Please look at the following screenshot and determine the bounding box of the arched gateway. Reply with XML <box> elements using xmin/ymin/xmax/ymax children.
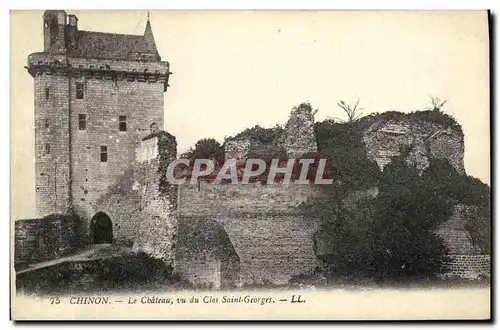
<box><xmin>90</xmin><ymin>212</ymin><xmax>113</xmax><ymax>244</ymax></box>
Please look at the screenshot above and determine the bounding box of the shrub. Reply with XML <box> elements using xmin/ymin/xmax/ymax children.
<box><xmin>229</xmin><ymin>124</ymin><xmax>284</xmax><ymax>145</ymax></box>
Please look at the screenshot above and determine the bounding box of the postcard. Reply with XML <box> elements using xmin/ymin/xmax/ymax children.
<box><xmin>10</xmin><ymin>10</ymin><xmax>491</xmax><ymax>320</ymax></box>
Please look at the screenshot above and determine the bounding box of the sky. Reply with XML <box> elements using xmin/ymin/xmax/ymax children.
<box><xmin>10</xmin><ymin>10</ymin><xmax>490</xmax><ymax>219</ymax></box>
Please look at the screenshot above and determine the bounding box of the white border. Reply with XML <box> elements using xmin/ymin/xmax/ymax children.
<box><xmin>3</xmin><ymin>0</ymin><xmax>498</xmax><ymax>328</ymax></box>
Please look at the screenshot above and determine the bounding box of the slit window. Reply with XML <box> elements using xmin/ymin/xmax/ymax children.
<box><xmin>119</xmin><ymin>115</ymin><xmax>127</xmax><ymax>132</ymax></box>
<box><xmin>76</xmin><ymin>82</ymin><xmax>84</xmax><ymax>99</ymax></box>
<box><xmin>45</xmin><ymin>143</ymin><xmax>50</xmax><ymax>154</ymax></box>
<box><xmin>44</xmin><ymin>87</ymin><xmax>50</xmax><ymax>100</ymax></box>
<box><xmin>100</xmin><ymin>146</ymin><xmax>108</xmax><ymax>162</ymax></box>
<box><xmin>44</xmin><ymin>118</ymin><xmax>50</xmax><ymax>129</ymax></box>
<box><xmin>78</xmin><ymin>114</ymin><xmax>87</xmax><ymax>131</ymax></box>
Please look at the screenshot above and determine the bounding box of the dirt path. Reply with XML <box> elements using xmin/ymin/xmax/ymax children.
<box><xmin>16</xmin><ymin>244</ymin><xmax>134</xmax><ymax>275</ymax></box>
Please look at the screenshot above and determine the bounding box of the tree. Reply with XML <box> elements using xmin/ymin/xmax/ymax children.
<box><xmin>335</xmin><ymin>99</ymin><xmax>364</xmax><ymax>122</ymax></box>
<box><xmin>181</xmin><ymin>138</ymin><xmax>224</xmax><ymax>164</ymax></box>
<box><xmin>366</xmin><ymin>157</ymin><xmax>451</xmax><ymax>280</ymax></box>
<box><xmin>428</xmin><ymin>96</ymin><xmax>448</xmax><ymax>112</ymax></box>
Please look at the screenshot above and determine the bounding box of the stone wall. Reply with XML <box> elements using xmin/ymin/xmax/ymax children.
<box><xmin>435</xmin><ymin>204</ymin><xmax>481</xmax><ymax>255</ymax></box>
<box><xmin>224</xmin><ymin>138</ymin><xmax>251</xmax><ymax>160</ymax></box>
<box><xmin>93</xmin><ymin>168</ymin><xmax>141</xmax><ymax>246</ymax></box>
<box><xmin>132</xmin><ymin>134</ymin><xmax>178</xmax><ymax>265</ymax></box>
<box><xmin>363</xmin><ymin>119</ymin><xmax>465</xmax><ymax>174</ymax></box>
<box><xmin>175</xmin><ymin>217</ymin><xmax>240</xmax><ymax>289</ymax></box>
<box><xmin>442</xmin><ymin>255</ymin><xmax>490</xmax><ymax>279</ymax></box>
<box><xmin>33</xmin><ymin>72</ymin><xmax>72</xmax><ymax>216</ymax></box>
<box><xmin>178</xmin><ymin>183</ymin><xmax>320</xmax><ymax>216</ymax></box>
<box><xmin>95</xmin><ymin>132</ymin><xmax>178</xmax><ymax>267</ymax></box>
<box><xmin>177</xmin><ymin>182</ymin><xmax>322</xmax><ymax>285</ymax></box>
<box><xmin>69</xmin><ymin>74</ymin><xmax>165</xmax><ymax>232</ymax></box>
<box><xmin>14</xmin><ymin>215</ymin><xmax>75</xmax><ymax>267</ymax></box>
<box><xmin>284</xmin><ymin>103</ymin><xmax>318</xmax><ymax>157</ymax></box>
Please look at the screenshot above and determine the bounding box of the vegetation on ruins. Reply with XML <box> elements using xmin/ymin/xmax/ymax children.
<box><xmin>306</xmin><ymin>150</ymin><xmax>489</xmax><ymax>282</ymax></box>
<box><xmin>183</xmin><ymin>101</ymin><xmax>489</xmax><ymax>282</ymax></box>
<box><xmin>333</xmin><ymin>99</ymin><xmax>365</xmax><ymax>123</ymax></box>
<box><xmin>314</xmin><ymin>119</ymin><xmax>380</xmax><ymax>194</ymax></box>
<box><xmin>229</xmin><ymin>124</ymin><xmax>285</xmax><ymax>146</ymax></box>
<box><xmin>427</xmin><ymin>95</ymin><xmax>448</xmax><ymax>112</ymax></box>
<box><xmin>301</xmin><ymin>104</ymin><xmax>489</xmax><ymax>282</ymax></box>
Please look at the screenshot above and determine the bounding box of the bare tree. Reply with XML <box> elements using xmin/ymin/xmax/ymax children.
<box><xmin>428</xmin><ymin>96</ymin><xmax>448</xmax><ymax>112</ymax></box>
<box><xmin>336</xmin><ymin>99</ymin><xmax>364</xmax><ymax>122</ymax></box>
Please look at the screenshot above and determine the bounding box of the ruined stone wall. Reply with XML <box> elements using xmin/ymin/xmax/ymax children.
<box><xmin>442</xmin><ymin>255</ymin><xmax>490</xmax><ymax>279</ymax></box>
<box><xmin>434</xmin><ymin>204</ymin><xmax>490</xmax><ymax>278</ymax></box>
<box><xmin>178</xmin><ymin>183</ymin><xmax>320</xmax><ymax>216</ymax></box>
<box><xmin>175</xmin><ymin>217</ymin><xmax>240</xmax><ymax>289</ymax></box>
<box><xmin>132</xmin><ymin>164</ymin><xmax>177</xmax><ymax>264</ymax></box>
<box><xmin>363</xmin><ymin>119</ymin><xmax>464</xmax><ymax>174</ymax></box>
<box><xmin>178</xmin><ymin>182</ymin><xmax>322</xmax><ymax>285</ymax></box>
<box><xmin>94</xmin><ymin>133</ymin><xmax>178</xmax><ymax>265</ymax></box>
<box><xmin>14</xmin><ymin>216</ymin><xmax>75</xmax><ymax>266</ymax></box>
<box><xmin>435</xmin><ymin>204</ymin><xmax>481</xmax><ymax>255</ymax></box>
<box><xmin>224</xmin><ymin>138</ymin><xmax>251</xmax><ymax>160</ymax></box>
<box><xmin>284</xmin><ymin>104</ymin><xmax>317</xmax><ymax>157</ymax></box>
<box><xmin>428</xmin><ymin>129</ymin><xmax>465</xmax><ymax>173</ymax></box>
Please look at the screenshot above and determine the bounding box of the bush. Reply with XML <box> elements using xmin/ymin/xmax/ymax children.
<box><xmin>308</xmin><ymin>156</ymin><xmax>457</xmax><ymax>281</ymax></box>
<box><xmin>314</xmin><ymin>120</ymin><xmax>380</xmax><ymax>193</ymax></box>
<box><xmin>229</xmin><ymin>124</ymin><xmax>284</xmax><ymax>145</ymax></box>
<box><xmin>181</xmin><ymin>138</ymin><xmax>224</xmax><ymax>164</ymax></box>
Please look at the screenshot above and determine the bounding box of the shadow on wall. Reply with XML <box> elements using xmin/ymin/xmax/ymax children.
<box><xmin>175</xmin><ymin>218</ymin><xmax>240</xmax><ymax>290</ymax></box>
<box><xmin>94</xmin><ymin>167</ymin><xmax>142</xmax><ymax>247</ymax></box>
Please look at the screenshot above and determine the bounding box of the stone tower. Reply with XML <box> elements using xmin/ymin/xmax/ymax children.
<box><xmin>26</xmin><ymin>10</ymin><xmax>171</xmax><ymax>228</ymax></box>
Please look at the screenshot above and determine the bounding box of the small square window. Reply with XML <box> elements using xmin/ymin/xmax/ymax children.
<box><xmin>119</xmin><ymin>115</ymin><xmax>127</xmax><ymax>132</ymax></box>
<box><xmin>45</xmin><ymin>143</ymin><xmax>50</xmax><ymax>154</ymax></box>
<box><xmin>100</xmin><ymin>146</ymin><xmax>107</xmax><ymax>162</ymax></box>
<box><xmin>78</xmin><ymin>114</ymin><xmax>87</xmax><ymax>130</ymax></box>
<box><xmin>76</xmin><ymin>82</ymin><xmax>84</xmax><ymax>99</ymax></box>
<box><xmin>44</xmin><ymin>87</ymin><xmax>50</xmax><ymax>100</ymax></box>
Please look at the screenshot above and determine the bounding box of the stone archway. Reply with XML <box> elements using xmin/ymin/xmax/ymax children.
<box><xmin>90</xmin><ymin>212</ymin><xmax>113</xmax><ymax>244</ymax></box>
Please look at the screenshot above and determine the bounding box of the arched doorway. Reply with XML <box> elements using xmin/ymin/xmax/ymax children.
<box><xmin>90</xmin><ymin>212</ymin><xmax>113</xmax><ymax>244</ymax></box>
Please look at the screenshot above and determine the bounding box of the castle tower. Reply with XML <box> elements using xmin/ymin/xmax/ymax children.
<box><xmin>26</xmin><ymin>11</ymin><xmax>171</xmax><ymax>232</ymax></box>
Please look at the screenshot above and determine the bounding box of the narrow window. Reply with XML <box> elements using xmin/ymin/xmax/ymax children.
<box><xmin>119</xmin><ymin>115</ymin><xmax>127</xmax><ymax>132</ymax></box>
<box><xmin>78</xmin><ymin>114</ymin><xmax>87</xmax><ymax>131</ymax></box>
<box><xmin>44</xmin><ymin>87</ymin><xmax>50</xmax><ymax>100</ymax></box>
<box><xmin>45</xmin><ymin>143</ymin><xmax>50</xmax><ymax>154</ymax></box>
<box><xmin>100</xmin><ymin>146</ymin><xmax>107</xmax><ymax>162</ymax></box>
<box><xmin>150</xmin><ymin>122</ymin><xmax>159</xmax><ymax>134</ymax></box>
<box><xmin>76</xmin><ymin>82</ymin><xmax>84</xmax><ymax>99</ymax></box>
<box><xmin>44</xmin><ymin>118</ymin><xmax>49</xmax><ymax>129</ymax></box>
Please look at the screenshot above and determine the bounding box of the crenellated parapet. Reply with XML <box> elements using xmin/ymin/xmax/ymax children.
<box><xmin>26</xmin><ymin>53</ymin><xmax>171</xmax><ymax>91</ymax></box>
